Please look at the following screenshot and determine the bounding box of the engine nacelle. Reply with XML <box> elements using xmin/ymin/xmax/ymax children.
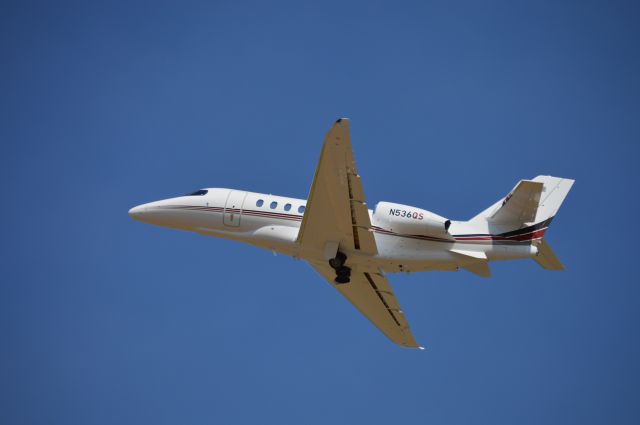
<box><xmin>373</xmin><ymin>202</ymin><xmax>451</xmax><ymax>237</ymax></box>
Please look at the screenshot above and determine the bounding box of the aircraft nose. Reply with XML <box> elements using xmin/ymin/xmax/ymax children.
<box><xmin>128</xmin><ymin>204</ymin><xmax>147</xmax><ymax>221</ymax></box>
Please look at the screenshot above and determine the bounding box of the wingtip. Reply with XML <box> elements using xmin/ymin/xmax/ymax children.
<box><xmin>418</xmin><ymin>346</ymin><xmax>425</xmax><ymax>350</ymax></box>
<box><xmin>335</xmin><ymin>117</ymin><xmax>349</xmax><ymax>124</ymax></box>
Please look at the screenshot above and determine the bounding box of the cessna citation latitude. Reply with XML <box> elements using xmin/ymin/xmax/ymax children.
<box><xmin>129</xmin><ymin>119</ymin><xmax>574</xmax><ymax>348</ymax></box>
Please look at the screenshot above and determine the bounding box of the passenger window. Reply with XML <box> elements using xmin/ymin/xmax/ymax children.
<box><xmin>298</xmin><ymin>205</ymin><xmax>306</xmax><ymax>214</ymax></box>
<box><xmin>270</xmin><ymin>201</ymin><xmax>278</xmax><ymax>209</ymax></box>
<box><xmin>284</xmin><ymin>203</ymin><xmax>292</xmax><ymax>211</ymax></box>
<box><xmin>256</xmin><ymin>199</ymin><xmax>264</xmax><ymax>207</ymax></box>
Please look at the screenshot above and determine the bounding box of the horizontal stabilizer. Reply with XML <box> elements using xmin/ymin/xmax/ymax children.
<box><xmin>533</xmin><ymin>240</ymin><xmax>564</xmax><ymax>270</ymax></box>
<box><xmin>450</xmin><ymin>249</ymin><xmax>491</xmax><ymax>277</ymax></box>
<box><xmin>462</xmin><ymin>261</ymin><xmax>491</xmax><ymax>277</ymax></box>
<box><xmin>531</xmin><ymin>176</ymin><xmax>575</xmax><ymax>223</ymax></box>
<box><xmin>450</xmin><ymin>249</ymin><xmax>487</xmax><ymax>260</ymax></box>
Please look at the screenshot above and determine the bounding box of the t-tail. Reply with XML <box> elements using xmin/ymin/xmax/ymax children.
<box><xmin>469</xmin><ymin>175</ymin><xmax>575</xmax><ymax>270</ymax></box>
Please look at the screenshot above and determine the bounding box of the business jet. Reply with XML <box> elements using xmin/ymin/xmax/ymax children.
<box><xmin>129</xmin><ymin>119</ymin><xmax>574</xmax><ymax>348</ymax></box>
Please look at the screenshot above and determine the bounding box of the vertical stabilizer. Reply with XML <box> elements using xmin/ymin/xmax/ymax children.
<box><xmin>467</xmin><ymin>175</ymin><xmax>574</xmax><ymax>271</ymax></box>
<box><xmin>470</xmin><ymin>175</ymin><xmax>574</xmax><ymax>225</ymax></box>
<box><xmin>531</xmin><ymin>176</ymin><xmax>575</xmax><ymax>223</ymax></box>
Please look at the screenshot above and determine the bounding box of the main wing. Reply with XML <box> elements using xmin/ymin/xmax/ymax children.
<box><xmin>296</xmin><ymin>118</ymin><xmax>377</xmax><ymax>255</ymax></box>
<box><xmin>299</xmin><ymin>119</ymin><xmax>419</xmax><ymax>348</ymax></box>
<box><xmin>310</xmin><ymin>261</ymin><xmax>421</xmax><ymax>348</ymax></box>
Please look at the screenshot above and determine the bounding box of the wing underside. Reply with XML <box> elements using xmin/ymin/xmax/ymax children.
<box><xmin>310</xmin><ymin>262</ymin><xmax>420</xmax><ymax>348</ymax></box>
<box><xmin>299</xmin><ymin>119</ymin><xmax>420</xmax><ymax>348</ymax></box>
<box><xmin>296</xmin><ymin>119</ymin><xmax>377</xmax><ymax>255</ymax></box>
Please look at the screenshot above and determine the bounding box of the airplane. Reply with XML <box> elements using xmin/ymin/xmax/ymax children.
<box><xmin>128</xmin><ymin>118</ymin><xmax>574</xmax><ymax>349</ymax></box>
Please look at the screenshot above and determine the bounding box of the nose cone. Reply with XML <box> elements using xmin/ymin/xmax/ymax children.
<box><xmin>128</xmin><ymin>204</ymin><xmax>147</xmax><ymax>221</ymax></box>
<box><xmin>128</xmin><ymin>198</ymin><xmax>194</xmax><ymax>230</ymax></box>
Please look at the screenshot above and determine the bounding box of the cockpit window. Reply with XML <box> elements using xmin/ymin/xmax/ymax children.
<box><xmin>186</xmin><ymin>189</ymin><xmax>208</xmax><ymax>196</ymax></box>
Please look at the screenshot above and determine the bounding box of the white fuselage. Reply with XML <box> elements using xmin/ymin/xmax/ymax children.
<box><xmin>129</xmin><ymin>188</ymin><xmax>539</xmax><ymax>274</ymax></box>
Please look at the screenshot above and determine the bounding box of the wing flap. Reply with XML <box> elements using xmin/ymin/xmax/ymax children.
<box><xmin>363</xmin><ymin>272</ymin><xmax>403</xmax><ymax>313</ymax></box>
<box><xmin>351</xmin><ymin>201</ymin><xmax>370</xmax><ymax>225</ymax></box>
<box><xmin>348</xmin><ymin>173</ymin><xmax>366</xmax><ymax>202</ymax></box>
<box><xmin>354</xmin><ymin>226</ymin><xmax>377</xmax><ymax>255</ymax></box>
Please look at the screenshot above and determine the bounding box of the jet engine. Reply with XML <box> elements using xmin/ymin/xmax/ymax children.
<box><xmin>373</xmin><ymin>202</ymin><xmax>451</xmax><ymax>237</ymax></box>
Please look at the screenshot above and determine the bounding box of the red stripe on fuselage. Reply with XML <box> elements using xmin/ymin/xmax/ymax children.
<box><xmin>162</xmin><ymin>205</ymin><xmax>545</xmax><ymax>242</ymax></box>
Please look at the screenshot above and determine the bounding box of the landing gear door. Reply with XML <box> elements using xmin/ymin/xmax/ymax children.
<box><xmin>223</xmin><ymin>190</ymin><xmax>247</xmax><ymax>227</ymax></box>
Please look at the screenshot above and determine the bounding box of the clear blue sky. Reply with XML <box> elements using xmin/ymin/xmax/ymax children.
<box><xmin>2</xmin><ymin>1</ymin><xmax>639</xmax><ymax>424</ymax></box>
